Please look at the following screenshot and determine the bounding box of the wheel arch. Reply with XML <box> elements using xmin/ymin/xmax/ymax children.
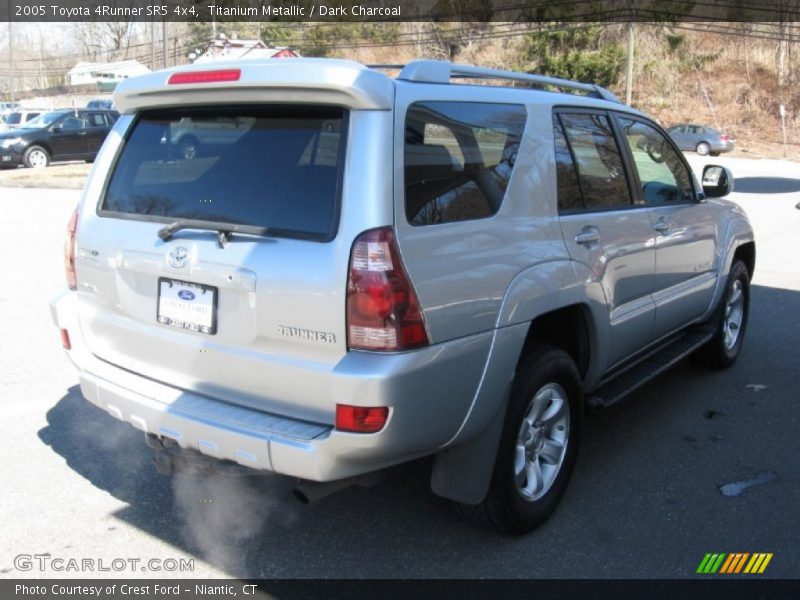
<box><xmin>25</xmin><ymin>141</ymin><xmax>53</xmax><ymax>157</ymax></box>
<box><xmin>430</xmin><ymin>261</ymin><xmax>604</xmax><ymax>504</ymax></box>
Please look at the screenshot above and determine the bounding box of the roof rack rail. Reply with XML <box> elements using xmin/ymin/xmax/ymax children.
<box><xmin>395</xmin><ymin>60</ymin><xmax>621</xmax><ymax>104</ymax></box>
<box><xmin>367</xmin><ymin>64</ymin><xmax>406</xmax><ymax>70</ymax></box>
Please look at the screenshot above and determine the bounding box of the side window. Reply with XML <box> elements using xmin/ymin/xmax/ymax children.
<box><xmin>87</xmin><ymin>113</ymin><xmax>107</xmax><ymax>127</ymax></box>
<box><xmin>61</xmin><ymin>116</ymin><xmax>87</xmax><ymax>130</ymax></box>
<box><xmin>558</xmin><ymin>112</ymin><xmax>632</xmax><ymax>210</ymax></box>
<box><xmin>404</xmin><ymin>101</ymin><xmax>526</xmax><ymax>226</ymax></box>
<box><xmin>552</xmin><ymin>115</ymin><xmax>584</xmax><ymax>211</ymax></box>
<box><xmin>618</xmin><ymin>117</ymin><xmax>694</xmax><ymax>204</ymax></box>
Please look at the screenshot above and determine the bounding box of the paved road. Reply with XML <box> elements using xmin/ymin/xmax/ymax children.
<box><xmin>0</xmin><ymin>155</ymin><xmax>798</xmax><ymax>579</ymax></box>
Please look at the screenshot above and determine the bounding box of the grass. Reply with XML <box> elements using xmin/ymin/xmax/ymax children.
<box><xmin>0</xmin><ymin>162</ymin><xmax>92</xmax><ymax>189</ymax></box>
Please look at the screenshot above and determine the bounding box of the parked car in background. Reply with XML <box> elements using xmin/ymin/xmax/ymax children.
<box><xmin>0</xmin><ymin>101</ymin><xmax>21</xmax><ymax>115</ymax></box>
<box><xmin>667</xmin><ymin>123</ymin><xmax>735</xmax><ymax>156</ymax></box>
<box><xmin>0</xmin><ymin>108</ymin><xmax>119</xmax><ymax>168</ymax></box>
<box><xmin>87</xmin><ymin>98</ymin><xmax>115</xmax><ymax>110</ymax></box>
<box><xmin>0</xmin><ymin>109</ymin><xmax>48</xmax><ymax>132</ymax></box>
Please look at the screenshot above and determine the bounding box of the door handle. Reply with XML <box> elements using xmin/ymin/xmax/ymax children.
<box><xmin>574</xmin><ymin>227</ymin><xmax>600</xmax><ymax>245</ymax></box>
<box><xmin>653</xmin><ymin>218</ymin><xmax>670</xmax><ymax>233</ymax></box>
<box><xmin>77</xmin><ymin>131</ymin><xmax>87</xmax><ymax>136</ymax></box>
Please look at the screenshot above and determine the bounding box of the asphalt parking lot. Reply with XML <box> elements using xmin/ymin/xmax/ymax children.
<box><xmin>0</xmin><ymin>155</ymin><xmax>798</xmax><ymax>579</ymax></box>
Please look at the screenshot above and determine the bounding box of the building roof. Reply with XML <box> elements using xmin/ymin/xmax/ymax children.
<box><xmin>68</xmin><ymin>60</ymin><xmax>150</xmax><ymax>76</ymax></box>
<box><xmin>193</xmin><ymin>38</ymin><xmax>298</xmax><ymax>63</ymax></box>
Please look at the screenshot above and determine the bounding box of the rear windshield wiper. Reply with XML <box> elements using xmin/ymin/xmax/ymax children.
<box><xmin>158</xmin><ymin>220</ymin><xmax>273</xmax><ymax>247</ymax></box>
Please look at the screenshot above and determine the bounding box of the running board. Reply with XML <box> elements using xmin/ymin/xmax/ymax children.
<box><xmin>587</xmin><ymin>329</ymin><xmax>714</xmax><ymax>409</ymax></box>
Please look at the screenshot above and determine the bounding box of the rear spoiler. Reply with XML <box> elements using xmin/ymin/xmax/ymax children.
<box><xmin>113</xmin><ymin>58</ymin><xmax>394</xmax><ymax>113</ymax></box>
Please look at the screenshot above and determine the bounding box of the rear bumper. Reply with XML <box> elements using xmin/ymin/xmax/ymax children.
<box><xmin>50</xmin><ymin>290</ymin><xmax>492</xmax><ymax>481</ymax></box>
<box><xmin>711</xmin><ymin>141</ymin><xmax>735</xmax><ymax>153</ymax></box>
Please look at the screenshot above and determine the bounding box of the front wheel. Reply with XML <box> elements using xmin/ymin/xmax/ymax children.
<box><xmin>461</xmin><ymin>345</ymin><xmax>581</xmax><ymax>534</ymax></box>
<box><xmin>23</xmin><ymin>145</ymin><xmax>50</xmax><ymax>168</ymax></box>
<box><xmin>693</xmin><ymin>260</ymin><xmax>750</xmax><ymax>369</ymax></box>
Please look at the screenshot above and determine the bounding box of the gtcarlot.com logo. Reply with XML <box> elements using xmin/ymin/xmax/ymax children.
<box><xmin>14</xmin><ymin>553</ymin><xmax>194</xmax><ymax>573</ymax></box>
<box><xmin>696</xmin><ymin>552</ymin><xmax>773</xmax><ymax>574</ymax></box>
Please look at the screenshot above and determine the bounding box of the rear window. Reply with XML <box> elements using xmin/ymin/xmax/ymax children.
<box><xmin>101</xmin><ymin>106</ymin><xmax>346</xmax><ymax>242</ymax></box>
<box><xmin>5</xmin><ymin>113</ymin><xmax>21</xmax><ymax>125</ymax></box>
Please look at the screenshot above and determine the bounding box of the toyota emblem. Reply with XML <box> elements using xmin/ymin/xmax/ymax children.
<box><xmin>167</xmin><ymin>246</ymin><xmax>189</xmax><ymax>268</ymax></box>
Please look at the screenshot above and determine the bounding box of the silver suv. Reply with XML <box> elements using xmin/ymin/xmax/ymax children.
<box><xmin>51</xmin><ymin>59</ymin><xmax>754</xmax><ymax>533</ymax></box>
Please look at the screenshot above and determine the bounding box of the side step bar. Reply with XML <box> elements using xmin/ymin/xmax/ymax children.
<box><xmin>587</xmin><ymin>328</ymin><xmax>715</xmax><ymax>409</ymax></box>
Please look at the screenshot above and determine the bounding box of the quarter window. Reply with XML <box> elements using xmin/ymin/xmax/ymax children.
<box><xmin>404</xmin><ymin>101</ymin><xmax>526</xmax><ymax>226</ymax></box>
<box><xmin>558</xmin><ymin>113</ymin><xmax>632</xmax><ymax>210</ymax></box>
<box><xmin>618</xmin><ymin>117</ymin><xmax>694</xmax><ymax>204</ymax></box>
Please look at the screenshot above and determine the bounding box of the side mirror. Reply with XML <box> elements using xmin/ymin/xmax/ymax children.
<box><xmin>702</xmin><ymin>165</ymin><xmax>734</xmax><ymax>198</ymax></box>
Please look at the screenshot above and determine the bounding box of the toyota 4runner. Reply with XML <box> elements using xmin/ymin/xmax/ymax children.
<box><xmin>50</xmin><ymin>59</ymin><xmax>754</xmax><ymax>533</ymax></box>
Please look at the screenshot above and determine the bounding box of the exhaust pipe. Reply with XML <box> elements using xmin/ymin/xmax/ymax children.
<box><xmin>293</xmin><ymin>473</ymin><xmax>380</xmax><ymax>504</ymax></box>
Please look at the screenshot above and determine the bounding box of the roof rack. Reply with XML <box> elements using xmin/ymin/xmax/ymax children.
<box><xmin>392</xmin><ymin>60</ymin><xmax>621</xmax><ymax>104</ymax></box>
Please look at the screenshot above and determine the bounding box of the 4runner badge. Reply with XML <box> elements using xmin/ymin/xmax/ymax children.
<box><xmin>167</xmin><ymin>246</ymin><xmax>189</xmax><ymax>268</ymax></box>
<box><xmin>277</xmin><ymin>325</ymin><xmax>336</xmax><ymax>344</ymax></box>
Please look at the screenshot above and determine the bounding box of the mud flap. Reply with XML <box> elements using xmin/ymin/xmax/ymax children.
<box><xmin>430</xmin><ymin>385</ymin><xmax>510</xmax><ymax>505</ymax></box>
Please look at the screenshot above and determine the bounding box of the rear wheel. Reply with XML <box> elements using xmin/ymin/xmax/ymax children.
<box><xmin>693</xmin><ymin>260</ymin><xmax>750</xmax><ymax>369</ymax></box>
<box><xmin>696</xmin><ymin>142</ymin><xmax>711</xmax><ymax>156</ymax></box>
<box><xmin>23</xmin><ymin>145</ymin><xmax>50</xmax><ymax>168</ymax></box>
<box><xmin>460</xmin><ymin>345</ymin><xmax>581</xmax><ymax>534</ymax></box>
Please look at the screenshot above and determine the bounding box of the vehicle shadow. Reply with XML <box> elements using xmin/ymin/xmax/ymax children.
<box><xmin>37</xmin><ymin>284</ymin><xmax>799</xmax><ymax>578</ymax></box>
<box><xmin>733</xmin><ymin>176</ymin><xmax>800</xmax><ymax>194</ymax></box>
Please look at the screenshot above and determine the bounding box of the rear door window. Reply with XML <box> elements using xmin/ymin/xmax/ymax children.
<box><xmin>101</xmin><ymin>106</ymin><xmax>347</xmax><ymax>242</ymax></box>
<box><xmin>404</xmin><ymin>101</ymin><xmax>526</xmax><ymax>226</ymax></box>
<box><xmin>557</xmin><ymin>112</ymin><xmax>633</xmax><ymax>211</ymax></box>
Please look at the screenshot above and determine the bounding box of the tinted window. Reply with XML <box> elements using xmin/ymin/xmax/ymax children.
<box><xmin>102</xmin><ymin>106</ymin><xmax>346</xmax><ymax>241</ymax></box>
<box><xmin>559</xmin><ymin>113</ymin><xmax>632</xmax><ymax>210</ymax></box>
<box><xmin>553</xmin><ymin>115</ymin><xmax>584</xmax><ymax>211</ymax></box>
<box><xmin>618</xmin><ymin>117</ymin><xmax>694</xmax><ymax>204</ymax></box>
<box><xmin>26</xmin><ymin>112</ymin><xmax>40</xmax><ymax>121</ymax></box>
<box><xmin>405</xmin><ymin>101</ymin><xmax>526</xmax><ymax>226</ymax></box>
<box><xmin>5</xmin><ymin>113</ymin><xmax>21</xmax><ymax>125</ymax></box>
<box><xmin>61</xmin><ymin>116</ymin><xmax>87</xmax><ymax>130</ymax></box>
<box><xmin>87</xmin><ymin>113</ymin><xmax>107</xmax><ymax>127</ymax></box>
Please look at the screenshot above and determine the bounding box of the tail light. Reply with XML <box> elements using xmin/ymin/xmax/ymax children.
<box><xmin>335</xmin><ymin>405</ymin><xmax>389</xmax><ymax>433</ymax></box>
<box><xmin>346</xmin><ymin>227</ymin><xmax>429</xmax><ymax>351</ymax></box>
<box><xmin>65</xmin><ymin>206</ymin><xmax>78</xmax><ymax>290</ymax></box>
<box><xmin>720</xmin><ymin>134</ymin><xmax>729</xmax><ymax>142</ymax></box>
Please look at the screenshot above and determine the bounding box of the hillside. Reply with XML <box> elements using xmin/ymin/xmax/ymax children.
<box><xmin>333</xmin><ymin>23</ymin><xmax>800</xmax><ymax>161</ymax></box>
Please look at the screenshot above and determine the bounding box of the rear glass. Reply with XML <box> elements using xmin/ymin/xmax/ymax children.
<box><xmin>102</xmin><ymin>106</ymin><xmax>346</xmax><ymax>241</ymax></box>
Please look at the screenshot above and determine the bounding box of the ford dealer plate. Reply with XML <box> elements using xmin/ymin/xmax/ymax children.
<box><xmin>157</xmin><ymin>278</ymin><xmax>217</xmax><ymax>334</ymax></box>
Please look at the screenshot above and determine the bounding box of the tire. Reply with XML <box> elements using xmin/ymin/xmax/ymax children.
<box><xmin>460</xmin><ymin>344</ymin><xmax>582</xmax><ymax>534</ymax></box>
<box><xmin>693</xmin><ymin>260</ymin><xmax>750</xmax><ymax>369</ymax></box>
<box><xmin>23</xmin><ymin>145</ymin><xmax>50</xmax><ymax>168</ymax></box>
<box><xmin>696</xmin><ymin>142</ymin><xmax>711</xmax><ymax>156</ymax></box>
<box><xmin>176</xmin><ymin>136</ymin><xmax>199</xmax><ymax>160</ymax></box>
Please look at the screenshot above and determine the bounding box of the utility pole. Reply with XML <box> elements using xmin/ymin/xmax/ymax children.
<box><xmin>162</xmin><ymin>20</ymin><xmax>168</xmax><ymax>69</ymax></box>
<box><xmin>625</xmin><ymin>21</ymin><xmax>635</xmax><ymax>106</ymax></box>
<box><xmin>8</xmin><ymin>3</ymin><xmax>15</xmax><ymax>103</ymax></box>
<box><xmin>150</xmin><ymin>21</ymin><xmax>155</xmax><ymax>70</ymax></box>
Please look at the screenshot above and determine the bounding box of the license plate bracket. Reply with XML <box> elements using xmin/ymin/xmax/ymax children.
<box><xmin>157</xmin><ymin>278</ymin><xmax>217</xmax><ymax>335</ymax></box>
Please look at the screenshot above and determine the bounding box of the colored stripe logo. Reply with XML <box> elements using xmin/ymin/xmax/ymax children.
<box><xmin>697</xmin><ymin>553</ymin><xmax>773</xmax><ymax>574</ymax></box>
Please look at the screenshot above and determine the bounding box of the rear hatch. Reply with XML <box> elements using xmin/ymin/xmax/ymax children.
<box><xmin>75</xmin><ymin>104</ymin><xmax>355</xmax><ymax>423</ymax></box>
